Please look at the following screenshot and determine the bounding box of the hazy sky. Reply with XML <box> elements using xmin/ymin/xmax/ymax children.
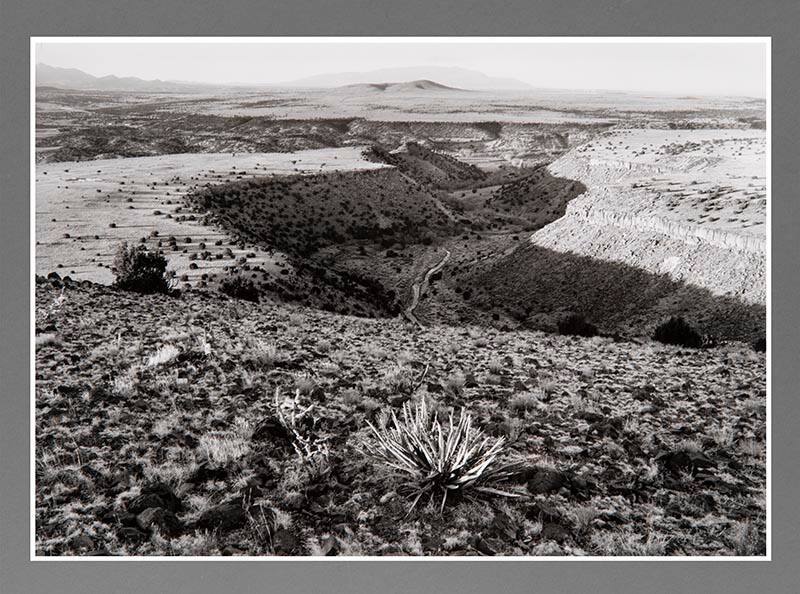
<box><xmin>35</xmin><ymin>40</ymin><xmax>768</xmax><ymax>98</ymax></box>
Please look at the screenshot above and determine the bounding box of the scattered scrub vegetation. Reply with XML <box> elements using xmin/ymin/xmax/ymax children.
<box><xmin>557</xmin><ymin>314</ymin><xmax>598</xmax><ymax>338</ymax></box>
<box><xmin>112</xmin><ymin>242</ymin><xmax>172</xmax><ymax>294</ymax></box>
<box><xmin>220</xmin><ymin>274</ymin><xmax>259</xmax><ymax>303</ymax></box>
<box><xmin>652</xmin><ymin>317</ymin><xmax>703</xmax><ymax>348</ymax></box>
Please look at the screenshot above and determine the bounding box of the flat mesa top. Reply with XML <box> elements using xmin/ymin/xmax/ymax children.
<box><xmin>549</xmin><ymin>128</ymin><xmax>767</xmax><ymax>239</ymax></box>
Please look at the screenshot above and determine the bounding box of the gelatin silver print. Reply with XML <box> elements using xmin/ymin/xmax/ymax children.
<box><xmin>33</xmin><ymin>38</ymin><xmax>768</xmax><ymax>558</ymax></box>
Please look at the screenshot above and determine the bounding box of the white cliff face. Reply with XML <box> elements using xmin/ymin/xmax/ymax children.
<box><xmin>531</xmin><ymin>211</ymin><xmax>766</xmax><ymax>305</ymax></box>
<box><xmin>530</xmin><ymin>128</ymin><xmax>767</xmax><ymax>305</ymax></box>
<box><xmin>562</xmin><ymin>198</ymin><xmax>766</xmax><ymax>254</ymax></box>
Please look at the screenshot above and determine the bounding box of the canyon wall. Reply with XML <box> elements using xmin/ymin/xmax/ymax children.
<box><xmin>531</xmin><ymin>129</ymin><xmax>767</xmax><ymax>305</ymax></box>
<box><xmin>563</xmin><ymin>199</ymin><xmax>766</xmax><ymax>254</ymax></box>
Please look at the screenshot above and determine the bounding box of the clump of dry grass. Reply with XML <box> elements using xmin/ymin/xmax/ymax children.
<box><xmin>710</xmin><ymin>423</ymin><xmax>737</xmax><ymax>448</ymax></box>
<box><xmin>604</xmin><ymin>441</ymin><xmax>626</xmax><ymax>460</ymax></box>
<box><xmin>444</xmin><ymin>342</ymin><xmax>460</xmax><ymax>356</ymax></box>
<box><xmin>341</xmin><ymin>387</ymin><xmax>362</xmax><ymax>407</ymax></box>
<box><xmin>569</xmin><ymin>392</ymin><xmax>599</xmax><ymax>415</ymax></box>
<box><xmin>538</xmin><ymin>377</ymin><xmax>557</xmax><ymax>398</ymax></box>
<box><xmin>443</xmin><ymin>372</ymin><xmax>466</xmax><ymax>397</ymax></box>
<box><xmin>112</xmin><ymin>369</ymin><xmax>139</xmax><ymax>398</ymax></box>
<box><xmin>287</xmin><ymin>312</ymin><xmax>305</xmax><ymax>327</ymax></box>
<box><xmin>198</xmin><ymin>417</ymin><xmax>253</xmax><ymax>468</ymax></box>
<box><xmin>364</xmin><ymin>398</ymin><xmax>519</xmax><ymax>514</ymax></box>
<box><xmin>146</xmin><ymin>344</ymin><xmax>180</xmax><ymax>368</ymax></box>
<box><xmin>382</xmin><ymin>364</ymin><xmax>416</xmax><ymax>393</ymax></box>
<box><xmin>729</xmin><ymin>519</ymin><xmax>762</xmax><ymax>556</ymax></box>
<box><xmin>509</xmin><ymin>391</ymin><xmax>540</xmax><ymax>413</ymax></box>
<box><xmin>317</xmin><ymin>361</ymin><xmax>340</xmax><ymax>376</ymax></box>
<box><xmin>590</xmin><ymin>529</ymin><xmax>669</xmax><ymax>556</ymax></box>
<box><xmin>570</xmin><ymin>504</ymin><xmax>599</xmax><ymax>534</ymax></box>
<box><xmin>293</xmin><ymin>373</ymin><xmax>317</xmax><ymax>395</ymax></box>
<box><xmin>194</xmin><ymin>333</ymin><xmax>213</xmax><ymax>356</ymax></box>
<box><xmin>328</xmin><ymin>349</ymin><xmax>348</xmax><ymax>365</ymax></box>
<box><xmin>363</xmin><ymin>342</ymin><xmax>388</xmax><ymax>361</ymax></box>
<box><xmin>487</xmin><ymin>357</ymin><xmax>504</xmax><ymax>375</ymax></box>
<box><xmin>246</xmin><ymin>340</ymin><xmax>282</xmax><ymax>368</ymax></box>
<box><xmin>739</xmin><ymin>438</ymin><xmax>765</xmax><ymax>459</ymax></box>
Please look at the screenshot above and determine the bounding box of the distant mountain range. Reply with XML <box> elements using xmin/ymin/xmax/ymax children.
<box><xmin>336</xmin><ymin>79</ymin><xmax>466</xmax><ymax>94</ymax></box>
<box><xmin>286</xmin><ymin>66</ymin><xmax>532</xmax><ymax>90</ymax></box>
<box><xmin>36</xmin><ymin>63</ymin><xmax>202</xmax><ymax>92</ymax></box>
<box><xmin>36</xmin><ymin>63</ymin><xmax>531</xmax><ymax>93</ymax></box>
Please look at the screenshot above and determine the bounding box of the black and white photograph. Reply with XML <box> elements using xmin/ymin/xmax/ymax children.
<box><xmin>32</xmin><ymin>38</ymin><xmax>768</xmax><ymax>558</ymax></box>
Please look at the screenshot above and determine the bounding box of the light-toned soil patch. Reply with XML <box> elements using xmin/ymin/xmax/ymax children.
<box><xmin>35</xmin><ymin>147</ymin><xmax>389</xmax><ymax>284</ymax></box>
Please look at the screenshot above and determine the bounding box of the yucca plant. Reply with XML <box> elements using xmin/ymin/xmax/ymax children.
<box><xmin>365</xmin><ymin>398</ymin><xmax>520</xmax><ymax>514</ymax></box>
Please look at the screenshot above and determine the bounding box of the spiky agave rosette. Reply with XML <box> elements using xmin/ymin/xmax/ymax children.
<box><xmin>365</xmin><ymin>398</ymin><xmax>524</xmax><ymax>514</ymax></box>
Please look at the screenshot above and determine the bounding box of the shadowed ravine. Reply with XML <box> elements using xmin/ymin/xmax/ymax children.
<box><xmin>184</xmin><ymin>164</ymin><xmax>764</xmax><ymax>342</ymax></box>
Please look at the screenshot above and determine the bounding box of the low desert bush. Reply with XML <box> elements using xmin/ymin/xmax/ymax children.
<box><xmin>364</xmin><ymin>398</ymin><xmax>519</xmax><ymax>514</ymax></box>
<box><xmin>293</xmin><ymin>373</ymin><xmax>317</xmax><ymax>396</ymax></box>
<box><xmin>443</xmin><ymin>372</ymin><xmax>467</xmax><ymax>397</ymax></box>
<box><xmin>752</xmin><ymin>337</ymin><xmax>767</xmax><ymax>353</ymax></box>
<box><xmin>652</xmin><ymin>317</ymin><xmax>702</xmax><ymax>348</ymax></box>
<box><xmin>509</xmin><ymin>392</ymin><xmax>539</xmax><ymax>413</ymax></box>
<box><xmin>557</xmin><ymin>314</ymin><xmax>598</xmax><ymax>338</ymax></box>
<box><xmin>220</xmin><ymin>275</ymin><xmax>259</xmax><ymax>303</ymax></box>
<box><xmin>112</xmin><ymin>242</ymin><xmax>172</xmax><ymax>294</ymax></box>
<box><xmin>247</xmin><ymin>340</ymin><xmax>281</xmax><ymax>368</ymax></box>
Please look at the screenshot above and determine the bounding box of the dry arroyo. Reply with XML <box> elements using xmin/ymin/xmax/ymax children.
<box><xmin>404</xmin><ymin>250</ymin><xmax>451</xmax><ymax>328</ymax></box>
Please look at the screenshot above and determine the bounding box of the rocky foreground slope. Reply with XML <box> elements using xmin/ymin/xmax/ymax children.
<box><xmin>35</xmin><ymin>279</ymin><xmax>766</xmax><ymax>556</ymax></box>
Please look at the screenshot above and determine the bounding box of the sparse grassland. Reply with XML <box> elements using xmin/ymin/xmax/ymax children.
<box><xmin>35</xmin><ymin>280</ymin><xmax>766</xmax><ymax>556</ymax></box>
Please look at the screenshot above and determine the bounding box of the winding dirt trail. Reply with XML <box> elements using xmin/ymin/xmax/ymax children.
<box><xmin>403</xmin><ymin>249</ymin><xmax>451</xmax><ymax>329</ymax></box>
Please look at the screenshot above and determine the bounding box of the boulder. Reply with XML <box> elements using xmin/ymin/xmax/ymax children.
<box><xmin>273</xmin><ymin>528</ymin><xmax>300</xmax><ymax>555</ymax></box>
<box><xmin>252</xmin><ymin>416</ymin><xmax>291</xmax><ymax>443</ymax></box>
<box><xmin>196</xmin><ymin>502</ymin><xmax>248</xmax><ymax>532</ymax></box>
<box><xmin>136</xmin><ymin>507</ymin><xmax>183</xmax><ymax>537</ymax></box>
<box><xmin>540</xmin><ymin>522</ymin><xmax>570</xmax><ymax>544</ymax></box>
<box><xmin>128</xmin><ymin>482</ymin><xmax>183</xmax><ymax>514</ymax></box>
